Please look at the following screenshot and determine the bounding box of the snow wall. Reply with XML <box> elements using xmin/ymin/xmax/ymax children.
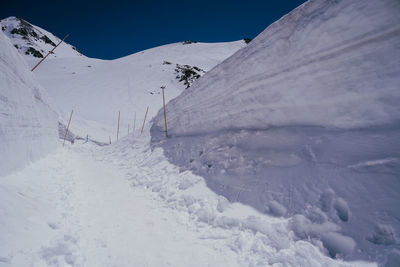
<box><xmin>0</xmin><ymin>31</ymin><xmax>58</xmax><ymax>177</ymax></box>
<box><xmin>152</xmin><ymin>0</ymin><xmax>400</xmax><ymax>265</ymax></box>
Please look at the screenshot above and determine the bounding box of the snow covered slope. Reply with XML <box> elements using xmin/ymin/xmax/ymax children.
<box><xmin>1</xmin><ymin>16</ymin><xmax>246</xmax><ymax>143</ymax></box>
<box><xmin>1</xmin><ymin>17</ymin><xmax>82</xmax><ymax>59</ymax></box>
<box><xmin>151</xmin><ymin>0</ymin><xmax>400</xmax><ymax>264</ymax></box>
<box><xmin>30</xmin><ymin>40</ymin><xmax>246</xmax><ymax>142</ymax></box>
<box><xmin>0</xmin><ymin>31</ymin><xmax>58</xmax><ymax>177</ymax></box>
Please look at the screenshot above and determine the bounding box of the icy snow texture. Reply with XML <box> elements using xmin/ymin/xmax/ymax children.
<box><xmin>0</xmin><ymin>31</ymin><xmax>58</xmax><ymax>177</ymax></box>
<box><xmin>152</xmin><ymin>0</ymin><xmax>400</xmax><ymax>264</ymax></box>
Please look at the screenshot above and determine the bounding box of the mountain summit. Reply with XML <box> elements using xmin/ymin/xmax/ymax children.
<box><xmin>0</xmin><ymin>16</ymin><xmax>82</xmax><ymax>59</ymax></box>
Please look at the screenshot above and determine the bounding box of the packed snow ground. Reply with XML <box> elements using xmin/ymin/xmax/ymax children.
<box><xmin>0</xmin><ymin>130</ymin><xmax>374</xmax><ymax>267</ymax></box>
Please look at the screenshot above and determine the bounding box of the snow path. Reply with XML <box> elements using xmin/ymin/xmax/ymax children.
<box><xmin>0</xmin><ymin>133</ymin><xmax>373</xmax><ymax>266</ymax></box>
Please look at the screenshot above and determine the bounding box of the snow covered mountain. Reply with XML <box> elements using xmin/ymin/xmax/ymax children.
<box><xmin>0</xmin><ymin>17</ymin><xmax>82</xmax><ymax>59</ymax></box>
<box><xmin>151</xmin><ymin>0</ymin><xmax>400</xmax><ymax>265</ymax></box>
<box><xmin>0</xmin><ymin>30</ymin><xmax>58</xmax><ymax>177</ymax></box>
<box><xmin>1</xmin><ymin>16</ymin><xmax>247</xmax><ymax>143</ymax></box>
<box><xmin>33</xmin><ymin>41</ymin><xmax>247</xmax><ymax>143</ymax></box>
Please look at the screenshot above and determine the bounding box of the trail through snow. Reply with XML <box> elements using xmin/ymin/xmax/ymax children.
<box><xmin>0</xmin><ymin>131</ymin><xmax>374</xmax><ymax>266</ymax></box>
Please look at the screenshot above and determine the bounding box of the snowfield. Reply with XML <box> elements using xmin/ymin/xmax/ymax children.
<box><xmin>30</xmin><ymin>40</ymin><xmax>246</xmax><ymax>143</ymax></box>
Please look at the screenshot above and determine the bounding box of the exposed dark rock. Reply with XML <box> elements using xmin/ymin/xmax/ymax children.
<box><xmin>244</xmin><ymin>38</ymin><xmax>252</xmax><ymax>44</ymax></box>
<box><xmin>40</xmin><ymin>35</ymin><xmax>56</xmax><ymax>46</ymax></box>
<box><xmin>182</xmin><ymin>40</ymin><xmax>197</xmax><ymax>45</ymax></box>
<box><xmin>25</xmin><ymin>47</ymin><xmax>43</xmax><ymax>58</ymax></box>
<box><xmin>174</xmin><ymin>64</ymin><xmax>205</xmax><ymax>88</ymax></box>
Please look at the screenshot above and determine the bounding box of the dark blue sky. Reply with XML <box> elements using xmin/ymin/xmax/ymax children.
<box><xmin>2</xmin><ymin>0</ymin><xmax>307</xmax><ymax>59</ymax></box>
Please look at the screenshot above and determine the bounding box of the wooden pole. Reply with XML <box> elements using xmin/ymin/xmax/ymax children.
<box><xmin>31</xmin><ymin>34</ymin><xmax>69</xmax><ymax>72</ymax></box>
<box><xmin>62</xmin><ymin>109</ymin><xmax>73</xmax><ymax>147</ymax></box>
<box><xmin>161</xmin><ymin>86</ymin><xmax>168</xmax><ymax>138</ymax></box>
<box><xmin>117</xmin><ymin>111</ymin><xmax>120</xmax><ymax>141</ymax></box>
<box><xmin>133</xmin><ymin>112</ymin><xmax>136</xmax><ymax>133</ymax></box>
<box><xmin>141</xmin><ymin>106</ymin><xmax>149</xmax><ymax>134</ymax></box>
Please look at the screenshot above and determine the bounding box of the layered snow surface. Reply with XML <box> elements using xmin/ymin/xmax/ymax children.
<box><xmin>0</xmin><ymin>31</ymin><xmax>58</xmax><ymax>177</ymax></box>
<box><xmin>151</xmin><ymin>0</ymin><xmax>400</xmax><ymax>265</ymax></box>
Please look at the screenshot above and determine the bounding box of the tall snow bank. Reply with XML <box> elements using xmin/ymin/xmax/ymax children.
<box><xmin>0</xmin><ymin>31</ymin><xmax>58</xmax><ymax>177</ymax></box>
<box><xmin>152</xmin><ymin>0</ymin><xmax>400</xmax><ymax>264</ymax></box>
<box><xmin>153</xmin><ymin>0</ymin><xmax>400</xmax><ymax>135</ymax></box>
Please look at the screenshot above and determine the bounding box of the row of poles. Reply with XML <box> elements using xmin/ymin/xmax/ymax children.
<box><xmin>62</xmin><ymin>86</ymin><xmax>168</xmax><ymax>147</ymax></box>
<box><xmin>28</xmin><ymin>33</ymin><xmax>169</xmax><ymax>147</ymax></box>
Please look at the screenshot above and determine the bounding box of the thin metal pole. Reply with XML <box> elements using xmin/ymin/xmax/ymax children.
<box><xmin>31</xmin><ymin>34</ymin><xmax>69</xmax><ymax>72</ymax></box>
<box><xmin>109</xmin><ymin>136</ymin><xmax>111</xmax><ymax>144</ymax></box>
<box><xmin>128</xmin><ymin>124</ymin><xmax>130</xmax><ymax>135</ymax></box>
<box><xmin>161</xmin><ymin>86</ymin><xmax>168</xmax><ymax>138</ymax></box>
<box><xmin>117</xmin><ymin>111</ymin><xmax>120</xmax><ymax>141</ymax></box>
<box><xmin>141</xmin><ymin>106</ymin><xmax>149</xmax><ymax>134</ymax></box>
<box><xmin>63</xmin><ymin>110</ymin><xmax>73</xmax><ymax>147</ymax></box>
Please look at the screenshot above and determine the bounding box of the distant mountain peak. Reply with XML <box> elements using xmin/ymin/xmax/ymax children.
<box><xmin>0</xmin><ymin>16</ymin><xmax>83</xmax><ymax>59</ymax></box>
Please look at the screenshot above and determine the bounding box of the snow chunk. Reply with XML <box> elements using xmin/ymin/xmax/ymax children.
<box><xmin>266</xmin><ymin>200</ymin><xmax>287</xmax><ymax>217</ymax></box>
<box><xmin>321</xmin><ymin>232</ymin><xmax>356</xmax><ymax>258</ymax></box>
<box><xmin>320</xmin><ymin>188</ymin><xmax>335</xmax><ymax>213</ymax></box>
<box><xmin>334</xmin><ymin>198</ymin><xmax>350</xmax><ymax>222</ymax></box>
<box><xmin>291</xmin><ymin>214</ymin><xmax>339</xmax><ymax>239</ymax></box>
<box><xmin>217</xmin><ymin>196</ymin><xmax>230</xmax><ymax>213</ymax></box>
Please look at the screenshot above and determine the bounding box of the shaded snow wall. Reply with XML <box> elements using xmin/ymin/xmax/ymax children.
<box><xmin>0</xmin><ymin>31</ymin><xmax>58</xmax><ymax>177</ymax></box>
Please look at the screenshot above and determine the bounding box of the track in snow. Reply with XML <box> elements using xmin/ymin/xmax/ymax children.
<box><xmin>0</xmin><ymin>133</ymin><xmax>372</xmax><ymax>267</ymax></box>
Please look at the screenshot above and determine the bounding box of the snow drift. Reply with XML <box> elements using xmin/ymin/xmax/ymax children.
<box><xmin>0</xmin><ymin>31</ymin><xmax>58</xmax><ymax>177</ymax></box>
<box><xmin>152</xmin><ymin>0</ymin><xmax>400</xmax><ymax>264</ymax></box>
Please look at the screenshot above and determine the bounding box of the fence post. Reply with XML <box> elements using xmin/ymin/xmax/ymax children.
<box><xmin>133</xmin><ymin>112</ymin><xmax>136</xmax><ymax>134</ymax></box>
<box><xmin>117</xmin><ymin>111</ymin><xmax>120</xmax><ymax>141</ymax></box>
<box><xmin>161</xmin><ymin>86</ymin><xmax>168</xmax><ymax>138</ymax></box>
<box><xmin>31</xmin><ymin>34</ymin><xmax>69</xmax><ymax>72</ymax></box>
<box><xmin>62</xmin><ymin>110</ymin><xmax>73</xmax><ymax>147</ymax></box>
<box><xmin>141</xmin><ymin>106</ymin><xmax>149</xmax><ymax>134</ymax></box>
